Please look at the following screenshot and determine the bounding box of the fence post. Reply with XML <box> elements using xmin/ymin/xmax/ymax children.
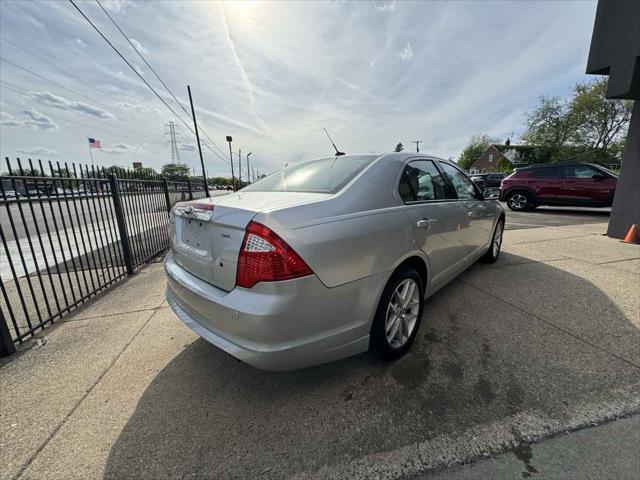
<box><xmin>0</xmin><ymin>308</ymin><xmax>16</xmax><ymax>356</ymax></box>
<box><xmin>109</xmin><ymin>174</ymin><xmax>135</xmax><ymax>275</ymax></box>
<box><xmin>162</xmin><ymin>178</ymin><xmax>172</xmax><ymax>216</ymax></box>
<box><xmin>187</xmin><ymin>179</ymin><xmax>193</xmax><ymax>200</ymax></box>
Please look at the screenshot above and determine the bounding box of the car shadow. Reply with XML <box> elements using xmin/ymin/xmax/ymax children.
<box><xmin>103</xmin><ymin>254</ymin><xmax>639</xmax><ymax>480</ymax></box>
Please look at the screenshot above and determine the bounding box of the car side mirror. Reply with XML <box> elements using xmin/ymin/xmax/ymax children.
<box><xmin>592</xmin><ymin>173</ymin><xmax>606</xmax><ymax>181</ymax></box>
<box><xmin>483</xmin><ymin>187</ymin><xmax>500</xmax><ymax>200</ymax></box>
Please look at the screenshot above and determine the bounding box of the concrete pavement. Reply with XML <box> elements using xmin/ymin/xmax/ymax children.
<box><xmin>1</xmin><ymin>222</ymin><xmax>638</xmax><ymax>480</ymax></box>
<box><xmin>421</xmin><ymin>415</ymin><xmax>640</xmax><ymax>479</ymax></box>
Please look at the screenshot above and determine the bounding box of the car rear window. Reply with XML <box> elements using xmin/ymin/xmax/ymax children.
<box><xmin>242</xmin><ymin>155</ymin><xmax>376</xmax><ymax>194</ymax></box>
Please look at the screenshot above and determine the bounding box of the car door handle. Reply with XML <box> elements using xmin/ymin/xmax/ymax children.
<box><xmin>417</xmin><ymin>218</ymin><xmax>438</xmax><ymax>229</ymax></box>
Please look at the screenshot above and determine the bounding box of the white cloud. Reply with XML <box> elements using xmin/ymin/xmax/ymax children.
<box><xmin>399</xmin><ymin>42</ymin><xmax>413</xmax><ymax>62</ymax></box>
<box><xmin>129</xmin><ymin>38</ymin><xmax>149</xmax><ymax>55</ymax></box>
<box><xmin>373</xmin><ymin>1</ymin><xmax>397</xmax><ymax>12</ymax></box>
<box><xmin>75</xmin><ymin>38</ymin><xmax>87</xmax><ymax>48</ymax></box>
<box><xmin>28</xmin><ymin>91</ymin><xmax>116</xmax><ymax>119</ymax></box>
<box><xmin>0</xmin><ymin>112</ymin><xmax>24</xmax><ymax>127</ymax></box>
<box><xmin>118</xmin><ymin>102</ymin><xmax>154</xmax><ymax>113</ymax></box>
<box><xmin>0</xmin><ymin>0</ymin><xmax>599</xmax><ymax>175</ymax></box>
<box><xmin>179</xmin><ymin>143</ymin><xmax>197</xmax><ymax>152</ymax></box>
<box><xmin>0</xmin><ymin>110</ymin><xmax>58</xmax><ymax>130</ymax></box>
<box><xmin>101</xmin><ymin>0</ymin><xmax>133</xmax><ymax>13</ymax></box>
<box><xmin>102</xmin><ymin>143</ymin><xmax>143</xmax><ymax>155</ymax></box>
<box><xmin>23</xmin><ymin>108</ymin><xmax>59</xmax><ymax>130</ymax></box>
<box><xmin>16</xmin><ymin>147</ymin><xmax>58</xmax><ymax>156</ymax></box>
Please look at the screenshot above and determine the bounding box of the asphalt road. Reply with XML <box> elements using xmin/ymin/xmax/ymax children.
<box><xmin>503</xmin><ymin>203</ymin><xmax>610</xmax><ymax>230</ymax></box>
<box><xmin>0</xmin><ymin>190</ymin><xmax>216</xmax><ymax>241</ymax></box>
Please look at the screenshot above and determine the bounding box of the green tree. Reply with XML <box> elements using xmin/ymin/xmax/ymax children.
<box><xmin>137</xmin><ymin>167</ymin><xmax>157</xmax><ymax>177</ymax></box>
<box><xmin>522</xmin><ymin>96</ymin><xmax>573</xmax><ymax>148</ymax></box>
<box><xmin>457</xmin><ymin>134</ymin><xmax>500</xmax><ymax>171</ymax></box>
<box><xmin>522</xmin><ymin>79</ymin><xmax>631</xmax><ymax>162</ymax></box>
<box><xmin>569</xmin><ymin>79</ymin><xmax>632</xmax><ymax>152</ymax></box>
<box><xmin>394</xmin><ymin>142</ymin><xmax>404</xmax><ymax>152</ymax></box>
<box><xmin>208</xmin><ymin>176</ymin><xmax>231</xmax><ymax>185</ymax></box>
<box><xmin>161</xmin><ymin>163</ymin><xmax>190</xmax><ymax>180</ymax></box>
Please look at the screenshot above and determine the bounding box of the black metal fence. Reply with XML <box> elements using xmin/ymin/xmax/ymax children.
<box><xmin>0</xmin><ymin>158</ymin><xmax>207</xmax><ymax>355</ymax></box>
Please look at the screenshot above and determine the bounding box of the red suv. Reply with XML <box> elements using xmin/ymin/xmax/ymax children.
<box><xmin>500</xmin><ymin>162</ymin><xmax>617</xmax><ymax>211</ymax></box>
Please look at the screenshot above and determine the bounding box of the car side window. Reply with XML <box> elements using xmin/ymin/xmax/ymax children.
<box><xmin>531</xmin><ymin>167</ymin><xmax>561</xmax><ymax>178</ymax></box>
<box><xmin>398</xmin><ymin>160</ymin><xmax>446</xmax><ymax>203</ymax></box>
<box><xmin>564</xmin><ymin>165</ymin><xmax>599</xmax><ymax>179</ymax></box>
<box><xmin>438</xmin><ymin>162</ymin><xmax>478</xmax><ymax>200</ymax></box>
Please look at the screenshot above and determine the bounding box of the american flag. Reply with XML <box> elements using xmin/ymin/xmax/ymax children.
<box><xmin>88</xmin><ymin>138</ymin><xmax>101</xmax><ymax>148</ymax></box>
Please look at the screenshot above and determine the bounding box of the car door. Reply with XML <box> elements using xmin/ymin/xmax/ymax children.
<box><xmin>529</xmin><ymin>166</ymin><xmax>564</xmax><ymax>201</ymax></box>
<box><xmin>397</xmin><ymin>159</ymin><xmax>469</xmax><ymax>289</ymax></box>
<box><xmin>438</xmin><ymin>161</ymin><xmax>494</xmax><ymax>257</ymax></box>
<box><xmin>562</xmin><ymin>164</ymin><xmax>613</xmax><ymax>205</ymax></box>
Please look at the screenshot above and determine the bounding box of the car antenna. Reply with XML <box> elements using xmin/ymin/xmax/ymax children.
<box><xmin>323</xmin><ymin>128</ymin><xmax>345</xmax><ymax>156</ymax></box>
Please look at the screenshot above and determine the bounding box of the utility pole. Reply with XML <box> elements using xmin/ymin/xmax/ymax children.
<box><xmin>226</xmin><ymin>136</ymin><xmax>236</xmax><ymax>191</ymax></box>
<box><xmin>187</xmin><ymin>85</ymin><xmax>209</xmax><ymax>197</ymax></box>
<box><xmin>165</xmin><ymin>121</ymin><xmax>181</xmax><ymax>164</ymax></box>
<box><xmin>412</xmin><ymin>140</ymin><xmax>422</xmax><ymax>153</ymax></box>
<box><xmin>238</xmin><ymin>148</ymin><xmax>242</xmax><ymax>184</ymax></box>
<box><xmin>246</xmin><ymin>152</ymin><xmax>252</xmax><ymax>184</ymax></box>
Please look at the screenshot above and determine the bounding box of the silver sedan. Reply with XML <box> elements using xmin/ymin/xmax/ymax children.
<box><xmin>165</xmin><ymin>153</ymin><xmax>504</xmax><ymax>371</ymax></box>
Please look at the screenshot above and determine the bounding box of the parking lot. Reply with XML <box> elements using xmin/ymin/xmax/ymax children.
<box><xmin>503</xmin><ymin>204</ymin><xmax>611</xmax><ymax>230</ymax></box>
<box><xmin>2</xmin><ymin>217</ymin><xmax>638</xmax><ymax>480</ymax></box>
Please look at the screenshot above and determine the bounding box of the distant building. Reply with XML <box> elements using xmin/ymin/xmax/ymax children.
<box><xmin>469</xmin><ymin>144</ymin><xmax>621</xmax><ymax>174</ymax></box>
<box><xmin>469</xmin><ymin>145</ymin><xmax>529</xmax><ymax>174</ymax></box>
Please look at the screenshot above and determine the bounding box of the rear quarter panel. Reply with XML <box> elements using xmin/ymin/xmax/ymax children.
<box><xmin>253</xmin><ymin>156</ymin><xmax>422</xmax><ymax>288</ymax></box>
<box><xmin>286</xmin><ymin>208</ymin><xmax>417</xmax><ymax>288</ymax></box>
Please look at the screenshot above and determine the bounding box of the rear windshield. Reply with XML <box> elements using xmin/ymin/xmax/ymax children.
<box><xmin>242</xmin><ymin>155</ymin><xmax>376</xmax><ymax>194</ymax></box>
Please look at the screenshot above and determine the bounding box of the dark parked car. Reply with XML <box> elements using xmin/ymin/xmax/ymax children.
<box><xmin>470</xmin><ymin>173</ymin><xmax>507</xmax><ymax>190</ymax></box>
<box><xmin>500</xmin><ymin>162</ymin><xmax>617</xmax><ymax>211</ymax></box>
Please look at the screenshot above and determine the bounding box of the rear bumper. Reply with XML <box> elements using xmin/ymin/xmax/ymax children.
<box><xmin>164</xmin><ymin>252</ymin><xmax>386</xmax><ymax>371</ymax></box>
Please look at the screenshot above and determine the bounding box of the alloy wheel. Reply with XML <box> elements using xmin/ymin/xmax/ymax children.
<box><xmin>384</xmin><ymin>278</ymin><xmax>420</xmax><ymax>349</ymax></box>
<box><xmin>493</xmin><ymin>221</ymin><xmax>503</xmax><ymax>257</ymax></box>
<box><xmin>508</xmin><ymin>193</ymin><xmax>527</xmax><ymax>210</ymax></box>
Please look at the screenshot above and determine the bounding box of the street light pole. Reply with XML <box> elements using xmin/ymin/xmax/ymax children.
<box><xmin>246</xmin><ymin>152</ymin><xmax>252</xmax><ymax>183</ymax></box>
<box><xmin>187</xmin><ymin>85</ymin><xmax>210</xmax><ymax>197</ymax></box>
<box><xmin>226</xmin><ymin>136</ymin><xmax>236</xmax><ymax>191</ymax></box>
<box><xmin>238</xmin><ymin>148</ymin><xmax>242</xmax><ymax>185</ymax></box>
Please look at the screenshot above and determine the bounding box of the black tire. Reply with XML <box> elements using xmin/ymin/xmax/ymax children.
<box><xmin>506</xmin><ymin>191</ymin><xmax>533</xmax><ymax>211</ymax></box>
<box><xmin>370</xmin><ymin>265</ymin><xmax>425</xmax><ymax>360</ymax></box>
<box><xmin>481</xmin><ymin>218</ymin><xmax>504</xmax><ymax>263</ymax></box>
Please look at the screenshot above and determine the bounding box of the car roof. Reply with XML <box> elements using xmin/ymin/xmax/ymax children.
<box><xmin>375</xmin><ymin>152</ymin><xmax>451</xmax><ymax>164</ymax></box>
<box><xmin>520</xmin><ymin>161</ymin><xmax>598</xmax><ymax>170</ymax></box>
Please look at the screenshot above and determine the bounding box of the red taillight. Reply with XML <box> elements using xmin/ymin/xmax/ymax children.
<box><xmin>236</xmin><ymin>221</ymin><xmax>313</xmax><ymax>288</ymax></box>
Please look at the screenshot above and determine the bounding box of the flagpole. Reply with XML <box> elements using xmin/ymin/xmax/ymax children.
<box><xmin>87</xmin><ymin>138</ymin><xmax>95</xmax><ymax>166</ymax></box>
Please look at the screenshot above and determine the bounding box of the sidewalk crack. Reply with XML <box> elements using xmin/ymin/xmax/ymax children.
<box><xmin>11</xmin><ymin>306</ymin><xmax>163</xmax><ymax>480</ymax></box>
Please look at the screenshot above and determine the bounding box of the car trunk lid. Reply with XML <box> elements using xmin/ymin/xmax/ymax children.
<box><xmin>170</xmin><ymin>192</ymin><xmax>328</xmax><ymax>291</ymax></box>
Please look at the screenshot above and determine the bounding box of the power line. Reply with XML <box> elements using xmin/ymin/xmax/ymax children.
<box><xmin>0</xmin><ymin>33</ymin><xmax>169</xmax><ymax>126</ymax></box>
<box><xmin>67</xmin><ymin>0</ymin><xmax>230</xmax><ymax>167</ymax></box>
<box><xmin>91</xmin><ymin>0</ymin><xmax>229</xmax><ymax>162</ymax></box>
<box><xmin>95</xmin><ymin>0</ymin><xmax>228</xmax><ymax>160</ymax></box>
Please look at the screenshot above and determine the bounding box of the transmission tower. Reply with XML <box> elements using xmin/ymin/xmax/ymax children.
<box><xmin>165</xmin><ymin>121</ymin><xmax>181</xmax><ymax>164</ymax></box>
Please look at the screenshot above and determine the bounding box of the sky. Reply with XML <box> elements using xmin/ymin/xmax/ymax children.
<box><xmin>0</xmin><ymin>0</ymin><xmax>599</xmax><ymax>178</ymax></box>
